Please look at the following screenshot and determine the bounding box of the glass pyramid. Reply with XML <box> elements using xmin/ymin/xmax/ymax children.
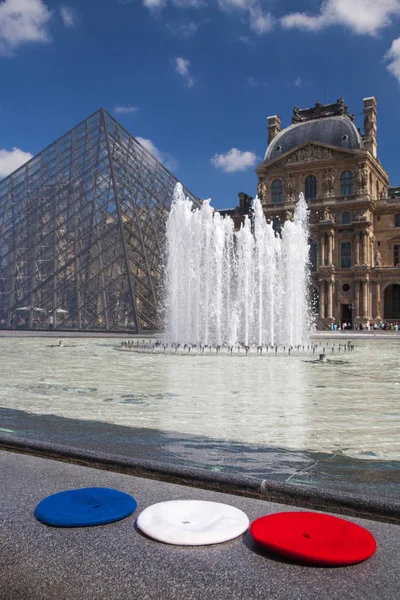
<box><xmin>0</xmin><ymin>108</ymin><xmax>199</xmax><ymax>332</ymax></box>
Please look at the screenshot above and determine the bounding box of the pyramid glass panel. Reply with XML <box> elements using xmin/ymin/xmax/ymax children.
<box><xmin>0</xmin><ymin>108</ymin><xmax>200</xmax><ymax>333</ymax></box>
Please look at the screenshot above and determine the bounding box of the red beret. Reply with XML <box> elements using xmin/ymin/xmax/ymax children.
<box><xmin>250</xmin><ymin>512</ymin><xmax>376</xmax><ymax>566</ymax></box>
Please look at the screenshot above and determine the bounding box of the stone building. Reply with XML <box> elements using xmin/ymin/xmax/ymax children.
<box><xmin>249</xmin><ymin>97</ymin><xmax>400</xmax><ymax>328</ymax></box>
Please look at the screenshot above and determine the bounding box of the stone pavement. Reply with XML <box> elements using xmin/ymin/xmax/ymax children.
<box><xmin>1</xmin><ymin>450</ymin><xmax>399</xmax><ymax>600</ymax></box>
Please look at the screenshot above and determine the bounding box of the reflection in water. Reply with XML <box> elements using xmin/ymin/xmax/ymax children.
<box><xmin>156</xmin><ymin>350</ymin><xmax>308</xmax><ymax>453</ymax></box>
<box><xmin>0</xmin><ymin>338</ymin><xmax>399</xmax><ymax>461</ymax></box>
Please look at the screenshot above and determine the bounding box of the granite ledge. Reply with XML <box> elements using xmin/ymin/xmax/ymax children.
<box><xmin>1</xmin><ymin>433</ymin><xmax>399</xmax><ymax>524</ymax></box>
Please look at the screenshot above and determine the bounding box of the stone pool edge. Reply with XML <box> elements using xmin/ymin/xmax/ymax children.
<box><xmin>1</xmin><ymin>433</ymin><xmax>399</xmax><ymax>525</ymax></box>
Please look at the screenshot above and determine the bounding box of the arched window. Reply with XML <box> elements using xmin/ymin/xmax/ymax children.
<box><xmin>305</xmin><ymin>175</ymin><xmax>317</xmax><ymax>200</ymax></box>
<box><xmin>340</xmin><ymin>171</ymin><xmax>354</xmax><ymax>196</ymax></box>
<box><xmin>342</xmin><ymin>211</ymin><xmax>351</xmax><ymax>225</ymax></box>
<box><xmin>271</xmin><ymin>179</ymin><xmax>283</xmax><ymax>203</ymax></box>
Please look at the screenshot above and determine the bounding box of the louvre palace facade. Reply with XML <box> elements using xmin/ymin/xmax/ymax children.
<box><xmin>0</xmin><ymin>108</ymin><xmax>199</xmax><ymax>332</ymax></box>
<box><xmin>227</xmin><ymin>97</ymin><xmax>400</xmax><ymax>327</ymax></box>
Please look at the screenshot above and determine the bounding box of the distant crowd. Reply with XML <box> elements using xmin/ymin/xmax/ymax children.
<box><xmin>331</xmin><ymin>321</ymin><xmax>399</xmax><ymax>331</ymax></box>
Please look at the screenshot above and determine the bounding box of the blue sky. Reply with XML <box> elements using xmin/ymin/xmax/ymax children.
<box><xmin>1</xmin><ymin>0</ymin><xmax>400</xmax><ymax>208</ymax></box>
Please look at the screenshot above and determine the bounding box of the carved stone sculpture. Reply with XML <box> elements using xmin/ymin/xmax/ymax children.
<box><xmin>284</xmin><ymin>173</ymin><xmax>296</xmax><ymax>201</ymax></box>
<box><xmin>356</xmin><ymin>164</ymin><xmax>369</xmax><ymax>193</ymax></box>
<box><xmin>322</xmin><ymin>207</ymin><xmax>334</xmax><ymax>222</ymax></box>
<box><xmin>286</xmin><ymin>145</ymin><xmax>333</xmax><ymax>165</ymax></box>
<box><xmin>323</xmin><ymin>168</ymin><xmax>335</xmax><ymax>198</ymax></box>
<box><xmin>375</xmin><ymin>248</ymin><xmax>382</xmax><ymax>267</ymax></box>
<box><xmin>364</xmin><ymin>112</ymin><xmax>377</xmax><ymax>139</ymax></box>
<box><xmin>257</xmin><ymin>178</ymin><xmax>267</xmax><ymax>201</ymax></box>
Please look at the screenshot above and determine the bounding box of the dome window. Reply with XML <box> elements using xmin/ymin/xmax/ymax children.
<box><xmin>271</xmin><ymin>179</ymin><xmax>283</xmax><ymax>203</ymax></box>
<box><xmin>305</xmin><ymin>175</ymin><xmax>317</xmax><ymax>200</ymax></box>
<box><xmin>341</xmin><ymin>135</ymin><xmax>348</xmax><ymax>142</ymax></box>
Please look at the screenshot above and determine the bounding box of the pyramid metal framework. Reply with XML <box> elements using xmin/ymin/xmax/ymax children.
<box><xmin>0</xmin><ymin>108</ymin><xmax>200</xmax><ymax>332</ymax></box>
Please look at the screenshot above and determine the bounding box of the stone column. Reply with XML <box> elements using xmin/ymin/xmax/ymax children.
<box><xmin>369</xmin><ymin>286</ymin><xmax>373</xmax><ymax>320</ymax></box>
<box><xmin>320</xmin><ymin>233</ymin><xmax>325</xmax><ymax>266</ymax></box>
<box><xmin>355</xmin><ymin>233</ymin><xmax>360</xmax><ymax>265</ymax></box>
<box><xmin>327</xmin><ymin>232</ymin><xmax>333</xmax><ymax>266</ymax></box>
<box><xmin>334</xmin><ymin>279</ymin><xmax>341</xmax><ymax>323</ymax></box>
<box><xmin>327</xmin><ymin>279</ymin><xmax>334</xmax><ymax>319</ymax></box>
<box><xmin>319</xmin><ymin>280</ymin><xmax>325</xmax><ymax>319</ymax></box>
<box><xmin>362</xmin><ymin>232</ymin><xmax>368</xmax><ymax>265</ymax></box>
<box><xmin>355</xmin><ymin>280</ymin><xmax>361</xmax><ymax>320</ymax></box>
<box><xmin>362</xmin><ymin>279</ymin><xmax>369</xmax><ymax>319</ymax></box>
<box><xmin>375</xmin><ymin>279</ymin><xmax>382</xmax><ymax>320</ymax></box>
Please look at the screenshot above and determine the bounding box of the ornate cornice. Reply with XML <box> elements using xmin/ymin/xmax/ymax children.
<box><xmin>292</xmin><ymin>98</ymin><xmax>354</xmax><ymax>124</ymax></box>
<box><xmin>285</xmin><ymin>145</ymin><xmax>334</xmax><ymax>165</ymax></box>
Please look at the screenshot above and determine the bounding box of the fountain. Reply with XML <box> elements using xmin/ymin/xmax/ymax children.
<box><xmin>164</xmin><ymin>184</ymin><xmax>313</xmax><ymax>348</ymax></box>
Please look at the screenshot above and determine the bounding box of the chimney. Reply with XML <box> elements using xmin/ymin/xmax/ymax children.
<box><xmin>238</xmin><ymin>192</ymin><xmax>253</xmax><ymax>214</ymax></box>
<box><xmin>267</xmin><ymin>115</ymin><xmax>281</xmax><ymax>145</ymax></box>
<box><xmin>363</xmin><ymin>97</ymin><xmax>377</xmax><ymax>158</ymax></box>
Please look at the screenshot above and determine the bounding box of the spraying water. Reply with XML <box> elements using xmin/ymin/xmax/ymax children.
<box><xmin>165</xmin><ymin>183</ymin><xmax>312</xmax><ymax>347</ymax></box>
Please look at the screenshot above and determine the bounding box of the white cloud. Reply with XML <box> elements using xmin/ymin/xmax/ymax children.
<box><xmin>248</xmin><ymin>6</ymin><xmax>273</xmax><ymax>34</ymax></box>
<box><xmin>0</xmin><ymin>0</ymin><xmax>53</xmax><ymax>56</ymax></box>
<box><xmin>143</xmin><ymin>0</ymin><xmax>167</xmax><ymax>9</ymax></box>
<box><xmin>114</xmin><ymin>105</ymin><xmax>139</xmax><ymax>114</ymax></box>
<box><xmin>238</xmin><ymin>35</ymin><xmax>253</xmax><ymax>45</ymax></box>
<box><xmin>139</xmin><ymin>0</ymin><xmax>272</xmax><ymax>35</ymax></box>
<box><xmin>60</xmin><ymin>6</ymin><xmax>77</xmax><ymax>28</ymax></box>
<box><xmin>211</xmin><ymin>148</ymin><xmax>257</xmax><ymax>173</ymax></box>
<box><xmin>136</xmin><ymin>137</ymin><xmax>178</xmax><ymax>171</ymax></box>
<box><xmin>247</xmin><ymin>76</ymin><xmax>268</xmax><ymax>87</ymax></box>
<box><xmin>175</xmin><ymin>57</ymin><xmax>194</xmax><ymax>88</ymax></box>
<box><xmin>172</xmin><ymin>0</ymin><xmax>205</xmax><ymax>7</ymax></box>
<box><xmin>217</xmin><ymin>0</ymin><xmax>249</xmax><ymax>8</ymax></box>
<box><xmin>281</xmin><ymin>11</ymin><xmax>324</xmax><ymax>32</ymax></box>
<box><xmin>217</xmin><ymin>0</ymin><xmax>273</xmax><ymax>35</ymax></box>
<box><xmin>168</xmin><ymin>21</ymin><xmax>200</xmax><ymax>37</ymax></box>
<box><xmin>141</xmin><ymin>0</ymin><xmax>204</xmax><ymax>9</ymax></box>
<box><xmin>137</xmin><ymin>137</ymin><xmax>162</xmax><ymax>161</ymax></box>
<box><xmin>0</xmin><ymin>147</ymin><xmax>33</xmax><ymax>178</ymax></box>
<box><xmin>385</xmin><ymin>37</ymin><xmax>400</xmax><ymax>82</ymax></box>
<box><xmin>281</xmin><ymin>0</ymin><xmax>400</xmax><ymax>36</ymax></box>
<box><xmin>286</xmin><ymin>76</ymin><xmax>302</xmax><ymax>87</ymax></box>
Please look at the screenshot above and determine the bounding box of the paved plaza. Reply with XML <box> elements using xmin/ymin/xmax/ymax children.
<box><xmin>1</xmin><ymin>449</ymin><xmax>399</xmax><ymax>600</ymax></box>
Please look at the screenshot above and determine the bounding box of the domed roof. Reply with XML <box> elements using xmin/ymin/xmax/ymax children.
<box><xmin>265</xmin><ymin>116</ymin><xmax>363</xmax><ymax>162</ymax></box>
